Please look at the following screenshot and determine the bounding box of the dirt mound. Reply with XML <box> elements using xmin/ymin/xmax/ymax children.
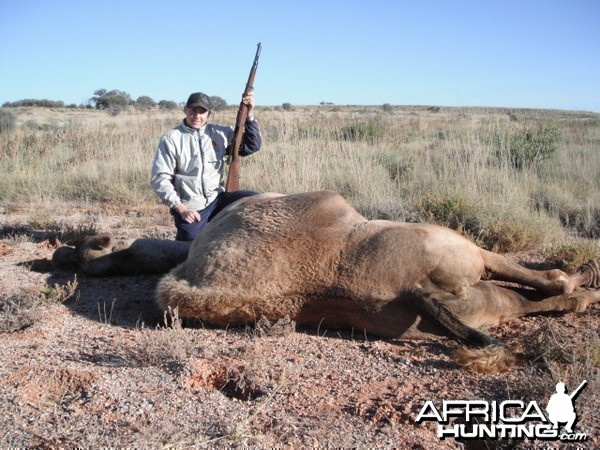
<box><xmin>12</xmin><ymin>366</ymin><xmax>98</xmax><ymax>406</ymax></box>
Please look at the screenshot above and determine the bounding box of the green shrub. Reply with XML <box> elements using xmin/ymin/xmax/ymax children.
<box><xmin>208</xmin><ymin>96</ymin><xmax>228</xmax><ymax>111</ymax></box>
<box><xmin>543</xmin><ymin>240</ymin><xmax>599</xmax><ymax>273</ymax></box>
<box><xmin>297</xmin><ymin>124</ymin><xmax>330</xmax><ymax>139</ymax></box>
<box><xmin>494</xmin><ymin>122</ymin><xmax>561</xmax><ymax>169</ymax></box>
<box><xmin>92</xmin><ymin>89</ymin><xmax>132</xmax><ymax>115</ymax></box>
<box><xmin>417</xmin><ymin>194</ymin><xmax>481</xmax><ymax>235</ymax></box>
<box><xmin>339</xmin><ymin>121</ymin><xmax>387</xmax><ymax>143</ymax></box>
<box><xmin>478</xmin><ymin>216</ymin><xmax>551</xmax><ymax>253</ymax></box>
<box><xmin>375</xmin><ymin>150</ymin><xmax>412</xmax><ymax>182</ymax></box>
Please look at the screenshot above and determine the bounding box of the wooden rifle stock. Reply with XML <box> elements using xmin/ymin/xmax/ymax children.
<box><xmin>225</xmin><ymin>42</ymin><xmax>262</xmax><ymax>192</ymax></box>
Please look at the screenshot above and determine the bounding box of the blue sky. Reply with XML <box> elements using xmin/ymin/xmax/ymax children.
<box><xmin>1</xmin><ymin>0</ymin><xmax>599</xmax><ymax>111</ymax></box>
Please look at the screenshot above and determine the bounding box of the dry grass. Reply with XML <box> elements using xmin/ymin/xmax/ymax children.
<box><xmin>0</xmin><ymin>276</ymin><xmax>78</xmax><ymax>333</ymax></box>
<box><xmin>44</xmin><ymin>276</ymin><xmax>79</xmax><ymax>303</ymax></box>
<box><xmin>1</xmin><ymin>105</ymin><xmax>599</xmax><ymax>253</ymax></box>
<box><xmin>0</xmin><ymin>291</ymin><xmax>41</xmax><ymax>333</ymax></box>
<box><xmin>544</xmin><ymin>239</ymin><xmax>600</xmax><ymax>272</ymax></box>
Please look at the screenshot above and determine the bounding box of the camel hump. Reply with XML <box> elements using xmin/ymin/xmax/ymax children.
<box><xmin>276</xmin><ymin>190</ymin><xmax>366</xmax><ymax>228</ymax></box>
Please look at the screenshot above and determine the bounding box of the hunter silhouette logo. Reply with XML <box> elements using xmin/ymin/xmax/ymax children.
<box><xmin>416</xmin><ymin>380</ymin><xmax>589</xmax><ymax>442</ymax></box>
<box><xmin>546</xmin><ymin>380</ymin><xmax>586</xmax><ymax>434</ymax></box>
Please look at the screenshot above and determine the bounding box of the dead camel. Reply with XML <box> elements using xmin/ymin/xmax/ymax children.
<box><xmin>156</xmin><ymin>191</ymin><xmax>600</xmax><ymax>372</ymax></box>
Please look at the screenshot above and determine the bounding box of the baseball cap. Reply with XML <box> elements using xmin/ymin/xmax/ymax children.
<box><xmin>185</xmin><ymin>92</ymin><xmax>211</xmax><ymax>110</ymax></box>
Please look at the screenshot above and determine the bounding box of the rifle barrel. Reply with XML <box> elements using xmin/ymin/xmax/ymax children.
<box><xmin>569</xmin><ymin>380</ymin><xmax>587</xmax><ymax>399</ymax></box>
<box><xmin>225</xmin><ymin>43</ymin><xmax>262</xmax><ymax>192</ymax></box>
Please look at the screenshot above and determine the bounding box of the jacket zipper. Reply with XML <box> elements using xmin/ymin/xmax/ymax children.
<box><xmin>196</xmin><ymin>130</ymin><xmax>206</xmax><ymax>200</ymax></box>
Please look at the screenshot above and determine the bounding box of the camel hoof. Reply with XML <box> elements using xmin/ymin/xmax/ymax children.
<box><xmin>578</xmin><ymin>260</ymin><xmax>600</xmax><ymax>289</ymax></box>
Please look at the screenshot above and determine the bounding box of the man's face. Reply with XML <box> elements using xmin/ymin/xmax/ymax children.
<box><xmin>184</xmin><ymin>106</ymin><xmax>210</xmax><ymax>129</ymax></box>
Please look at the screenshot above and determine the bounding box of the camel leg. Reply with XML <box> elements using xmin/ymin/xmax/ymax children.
<box><xmin>443</xmin><ymin>281</ymin><xmax>600</xmax><ymax>330</ymax></box>
<box><xmin>415</xmin><ymin>284</ymin><xmax>599</xmax><ymax>373</ymax></box>
<box><xmin>481</xmin><ymin>251</ymin><xmax>600</xmax><ymax>295</ymax></box>
<box><xmin>411</xmin><ymin>282</ymin><xmax>599</xmax><ymax>345</ymax></box>
<box><xmin>413</xmin><ymin>292</ymin><xmax>501</xmax><ymax>348</ymax></box>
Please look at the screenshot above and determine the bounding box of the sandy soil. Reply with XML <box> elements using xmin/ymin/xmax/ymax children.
<box><xmin>0</xmin><ymin>209</ymin><xmax>598</xmax><ymax>449</ymax></box>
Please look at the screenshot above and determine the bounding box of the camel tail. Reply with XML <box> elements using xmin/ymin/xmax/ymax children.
<box><xmin>454</xmin><ymin>346</ymin><xmax>517</xmax><ymax>374</ymax></box>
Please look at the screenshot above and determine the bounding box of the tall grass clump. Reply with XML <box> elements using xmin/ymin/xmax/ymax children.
<box><xmin>543</xmin><ymin>239</ymin><xmax>600</xmax><ymax>273</ymax></box>
<box><xmin>339</xmin><ymin>120</ymin><xmax>387</xmax><ymax>144</ymax></box>
<box><xmin>417</xmin><ymin>193</ymin><xmax>481</xmax><ymax>235</ymax></box>
<box><xmin>492</xmin><ymin>121</ymin><xmax>561</xmax><ymax>169</ymax></box>
<box><xmin>0</xmin><ymin>109</ymin><xmax>17</xmax><ymax>133</ymax></box>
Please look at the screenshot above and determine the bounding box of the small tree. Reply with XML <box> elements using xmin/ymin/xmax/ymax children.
<box><xmin>282</xmin><ymin>102</ymin><xmax>293</xmax><ymax>111</ymax></box>
<box><xmin>209</xmin><ymin>96</ymin><xmax>228</xmax><ymax>111</ymax></box>
<box><xmin>158</xmin><ymin>100</ymin><xmax>179</xmax><ymax>111</ymax></box>
<box><xmin>91</xmin><ymin>89</ymin><xmax>107</xmax><ymax>107</ymax></box>
<box><xmin>91</xmin><ymin>89</ymin><xmax>132</xmax><ymax>115</ymax></box>
<box><xmin>135</xmin><ymin>96</ymin><xmax>156</xmax><ymax>110</ymax></box>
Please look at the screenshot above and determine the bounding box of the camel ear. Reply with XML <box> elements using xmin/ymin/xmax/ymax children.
<box><xmin>87</xmin><ymin>233</ymin><xmax>112</xmax><ymax>250</ymax></box>
<box><xmin>97</xmin><ymin>234</ymin><xmax>112</xmax><ymax>249</ymax></box>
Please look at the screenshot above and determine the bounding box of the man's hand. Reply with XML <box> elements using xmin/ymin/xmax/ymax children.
<box><xmin>243</xmin><ymin>90</ymin><xmax>256</xmax><ymax>119</ymax></box>
<box><xmin>175</xmin><ymin>204</ymin><xmax>201</xmax><ymax>223</ymax></box>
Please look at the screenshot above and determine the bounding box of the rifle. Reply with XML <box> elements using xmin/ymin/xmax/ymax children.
<box><xmin>225</xmin><ymin>42</ymin><xmax>262</xmax><ymax>192</ymax></box>
<box><xmin>569</xmin><ymin>380</ymin><xmax>587</xmax><ymax>400</ymax></box>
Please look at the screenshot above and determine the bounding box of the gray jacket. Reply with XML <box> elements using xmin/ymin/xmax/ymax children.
<box><xmin>151</xmin><ymin>119</ymin><xmax>261</xmax><ymax>211</ymax></box>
